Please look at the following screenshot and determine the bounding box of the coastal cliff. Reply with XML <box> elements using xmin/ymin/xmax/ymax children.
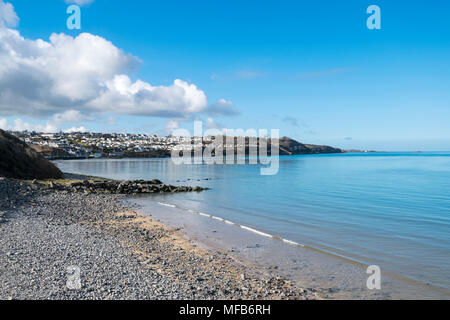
<box><xmin>0</xmin><ymin>129</ymin><xmax>64</xmax><ymax>180</ymax></box>
<box><xmin>277</xmin><ymin>137</ymin><xmax>342</xmax><ymax>155</ymax></box>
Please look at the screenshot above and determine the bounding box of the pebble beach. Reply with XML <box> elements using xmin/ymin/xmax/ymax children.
<box><xmin>0</xmin><ymin>176</ymin><xmax>316</xmax><ymax>300</ymax></box>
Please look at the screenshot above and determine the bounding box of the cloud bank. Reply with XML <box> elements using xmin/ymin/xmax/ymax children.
<box><xmin>0</xmin><ymin>1</ymin><xmax>238</xmax><ymax>132</ymax></box>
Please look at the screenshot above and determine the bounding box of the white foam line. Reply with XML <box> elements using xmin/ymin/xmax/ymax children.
<box><xmin>156</xmin><ymin>201</ymin><xmax>306</xmax><ymax>248</ymax></box>
<box><xmin>198</xmin><ymin>212</ymin><xmax>211</xmax><ymax>218</ymax></box>
<box><xmin>157</xmin><ymin>202</ymin><xmax>176</xmax><ymax>208</ymax></box>
<box><xmin>283</xmin><ymin>238</ymin><xmax>305</xmax><ymax>247</ymax></box>
<box><xmin>240</xmin><ymin>225</ymin><xmax>273</xmax><ymax>239</ymax></box>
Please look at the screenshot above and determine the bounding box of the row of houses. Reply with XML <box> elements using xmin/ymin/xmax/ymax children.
<box><xmin>11</xmin><ymin>131</ymin><xmax>219</xmax><ymax>159</ymax></box>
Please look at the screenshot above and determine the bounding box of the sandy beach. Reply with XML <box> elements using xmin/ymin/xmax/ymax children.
<box><xmin>0</xmin><ymin>176</ymin><xmax>317</xmax><ymax>300</ymax></box>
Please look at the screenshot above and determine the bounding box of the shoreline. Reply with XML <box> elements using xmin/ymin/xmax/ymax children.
<box><xmin>131</xmin><ymin>197</ymin><xmax>450</xmax><ymax>300</ymax></box>
<box><xmin>48</xmin><ymin>151</ymin><xmax>375</xmax><ymax>161</ymax></box>
<box><xmin>0</xmin><ymin>176</ymin><xmax>317</xmax><ymax>300</ymax></box>
<box><xmin>4</xmin><ymin>171</ymin><xmax>446</xmax><ymax>300</ymax></box>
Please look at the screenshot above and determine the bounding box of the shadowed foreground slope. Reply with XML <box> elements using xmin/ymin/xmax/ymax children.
<box><xmin>0</xmin><ymin>129</ymin><xmax>63</xmax><ymax>180</ymax></box>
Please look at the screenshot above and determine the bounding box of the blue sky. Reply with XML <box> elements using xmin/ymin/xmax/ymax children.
<box><xmin>1</xmin><ymin>0</ymin><xmax>449</xmax><ymax>150</ymax></box>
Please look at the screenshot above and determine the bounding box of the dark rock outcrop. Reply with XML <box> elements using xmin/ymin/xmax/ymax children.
<box><xmin>39</xmin><ymin>179</ymin><xmax>208</xmax><ymax>195</ymax></box>
<box><xmin>0</xmin><ymin>129</ymin><xmax>64</xmax><ymax>180</ymax></box>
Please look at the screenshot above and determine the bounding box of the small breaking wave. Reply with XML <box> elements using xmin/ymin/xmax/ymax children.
<box><xmin>156</xmin><ymin>201</ymin><xmax>306</xmax><ymax>248</ymax></box>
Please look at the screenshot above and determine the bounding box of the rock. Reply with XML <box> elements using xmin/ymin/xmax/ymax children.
<box><xmin>54</xmin><ymin>179</ymin><xmax>208</xmax><ymax>196</ymax></box>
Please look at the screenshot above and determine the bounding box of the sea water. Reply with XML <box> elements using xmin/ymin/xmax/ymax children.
<box><xmin>55</xmin><ymin>152</ymin><xmax>450</xmax><ymax>299</ymax></box>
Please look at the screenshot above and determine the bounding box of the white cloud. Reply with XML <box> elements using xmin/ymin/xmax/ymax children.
<box><xmin>0</xmin><ymin>118</ymin><xmax>58</xmax><ymax>133</ymax></box>
<box><xmin>0</xmin><ymin>117</ymin><xmax>90</xmax><ymax>133</ymax></box>
<box><xmin>0</xmin><ymin>117</ymin><xmax>7</xmax><ymax>129</ymax></box>
<box><xmin>206</xmin><ymin>99</ymin><xmax>240</xmax><ymax>116</ymax></box>
<box><xmin>165</xmin><ymin>120</ymin><xmax>179</xmax><ymax>132</ymax></box>
<box><xmin>0</xmin><ymin>6</ymin><xmax>237</xmax><ymax>130</ymax></box>
<box><xmin>206</xmin><ymin>117</ymin><xmax>221</xmax><ymax>129</ymax></box>
<box><xmin>64</xmin><ymin>126</ymin><xmax>88</xmax><ymax>133</ymax></box>
<box><xmin>0</xmin><ymin>0</ymin><xmax>18</xmax><ymax>27</ymax></box>
<box><xmin>0</xmin><ymin>110</ymin><xmax>92</xmax><ymax>133</ymax></box>
<box><xmin>64</xmin><ymin>0</ymin><xmax>95</xmax><ymax>6</ymax></box>
<box><xmin>0</xmin><ymin>28</ymin><xmax>141</xmax><ymax>116</ymax></box>
<box><xmin>89</xmin><ymin>76</ymin><xmax>208</xmax><ymax>117</ymax></box>
<box><xmin>52</xmin><ymin>110</ymin><xmax>92</xmax><ymax>124</ymax></box>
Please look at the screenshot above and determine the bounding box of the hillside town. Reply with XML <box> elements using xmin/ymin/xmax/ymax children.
<box><xmin>9</xmin><ymin>131</ymin><xmax>192</xmax><ymax>159</ymax></box>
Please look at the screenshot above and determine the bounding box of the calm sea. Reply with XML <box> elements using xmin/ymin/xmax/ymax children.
<box><xmin>55</xmin><ymin>152</ymin><xmax>450</xmax><ymax>298</ymax></box>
